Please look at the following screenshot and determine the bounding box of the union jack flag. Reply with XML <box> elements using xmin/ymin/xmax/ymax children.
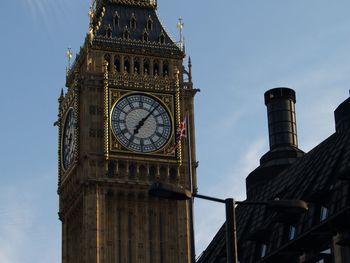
<box><xmin>168</xmin><ymin>116</ymin><xmax>187</xmax><ymax>154</ymax></box>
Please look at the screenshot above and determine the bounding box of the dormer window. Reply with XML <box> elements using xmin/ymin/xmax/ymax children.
<box><xmin>105</xmin><ymin>25</ymin><xmax>112</xmax><ymax>38</ymax></box>
<box><xmin>130</xmin><ymin>14</ymin><xmax>137</xmax><ymax>30</ymax></box>
<box><xmin>143</xmin><ymin>31</ymin><xmax>149</xmax><ymax>42</ymax></box>
<box><xmin>320</xmin><ymin>206</ymin><xmax>328</xmax><ymax>221</ymax></box>
<box><xmin>123</xmin><ymin>27</ymin><xmax>130</xmax><ymax>40</ymax></box>
<box><xmin>147</xmin><ymin>16</ymin><xmax>153</xmax><ymax>31</ymax></box>
<box><xmin>159</xmin><ymin>31</ymin><xmax>165</xmax><ymax>44</ymax></box>
<box><xmin>260</xmin><ymin>244</ymin><xmax>268</xmax><ymax>258</ymax></box>
<box><xmin>289</xmin><ymin>225</ymin><xmax>296</xmax><ymax>240</ymax></box>
<box><xmin>113</xmin><ymin>12</ymin><xmax>120</xmax><ymax>28</ymax></box>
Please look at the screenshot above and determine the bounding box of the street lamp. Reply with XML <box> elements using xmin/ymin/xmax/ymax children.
<box><xmin>149</xmin><ymin>182</ymin><xmax>309</xmax><ymax>263</ymax></box>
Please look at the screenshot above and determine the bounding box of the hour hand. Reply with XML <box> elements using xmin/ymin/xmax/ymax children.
<box><xmin>134</xmin><ymin>105</ymin><xmax>159</xmax><ymax>134</ymax></box>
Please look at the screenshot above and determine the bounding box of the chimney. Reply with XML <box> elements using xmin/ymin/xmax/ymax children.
<box><xmin>264</xmin><ymin>87</ymin><xmax>298</xmax><ymax>150</ymax></box>
<box><xmin>334</xmin><ymin>97</ymin><xmax>350</xmax><ymax>134</ymax></box>
<box><xmin>246</xmin><ymin>87</ymin><xmax>304</xmax><ymax>200</ymax></box>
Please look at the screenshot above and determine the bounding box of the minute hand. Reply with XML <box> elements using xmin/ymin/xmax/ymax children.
<box><xmin>134</xmin><ymin>104</ymin><xmax>159</xmax><ymax>135</ymax></box>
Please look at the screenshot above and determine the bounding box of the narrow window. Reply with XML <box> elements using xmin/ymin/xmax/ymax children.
<box><xmin>113</xmin><ymin>12</ymin><xmax>120</xmax><ymax>27</ymax></box>
<box><xmin>289</xmin><ymin>225</ymin><xmax>296</xmax><ymax>240</ymax></box>
<box><xmin>129</xmin><ymin>164</ymin><xmax>136</xmax><ymax>178</ymax></box>
<box><xmin>149</xmin><ymin>166</ymin><xmax>156</xmax><ymax>180</ymax></box>
<box><xmin>160</xmin><ymin>166</ymin><xmax>166</xmax><ymax>181</ymax></box>
<box><xmin>130</xmin><ymin>14</ymin><xmax>137</xmax><ymax>30</ymax></box>
<box><xmin>159</xmin><ymin>212</ymin><xmax>164</xmax><ymax>263</ymax></box>
<box><xmin>117</xmin><ymin>209</ymin><xmax>122</xmax><ymax>262</ymax></box>
<box><xmin>153</xmin><ymin>62</ymin><xmax>159</xmax><ymax>76</ymax></box>
<box><xmin>144</xmin><ymin>60</ymin><xmax>150</xmax><ymax>75</ymax></box>
<box><xmin>124</xmin><ymin>58</ymin><xmax>130</xmax><ymax>74</ymax></box>
<box><xmin>108</xmin><ymin>161</ymin><xmax>115</xmax><ymax>177</ymax></box>
<box><xmin>114</xmin><ymin>57</ymin><xmax>120</xmax><ymax>72</ymax></box>
<box><xmin>260</xmin><ymin>244</ymin><xmax>268</xmax><ymax>258</ymax></box>
<box><xmin>134</xmin><ymin>58</ymin><xmax>140</xmax><ymax>75</ymax></box>
<box><xmin>163</xmin><ymin>63</ymin><xmax>169</xmax><ymax>77</ymax></box>
<box><xmin>148</xmin><ymin>210</ymin><xmax>154</xmax><ymax>262</ymax></box>
<box><xmin>128</xmin><ymin>211</ymin><xmax>133</xmax><ymax>263</ymax></box>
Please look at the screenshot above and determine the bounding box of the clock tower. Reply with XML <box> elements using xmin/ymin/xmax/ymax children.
<box><xmin>57</xmin><ymin>0</ymin><xmax>198</xmax><ymax>263</ymax></box>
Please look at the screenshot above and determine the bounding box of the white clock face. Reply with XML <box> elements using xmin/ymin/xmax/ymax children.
<box><xmin>111</xmin><ymin>94</ymin><xmax>172</xmax><ymax>153</ymax></box>
<box><xmin>62</xmin><ymin>109</ymin><xmax>76</xmax><ymax>170</ymax></box>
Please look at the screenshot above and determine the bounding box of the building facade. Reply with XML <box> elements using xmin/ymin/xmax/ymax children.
<box><xmin>197</xmin><ymin>88</ymin><xmax>350</xmax><ymax>263</ymax></box>
<box><xmin>57</xmin><ymin>1</ymin><xmax>198</xmax><ymax>262</ymax></box>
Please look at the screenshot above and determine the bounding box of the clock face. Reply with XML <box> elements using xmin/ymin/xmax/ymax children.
<box><xmin>111</xmin><ymin>94</ymin><xmax>172</xmax><ymax>153</ymax></box>
<box><xmin>62</xmin><ymin>108</ymin><xmax>76</xmax><ymax>170</ymax></box>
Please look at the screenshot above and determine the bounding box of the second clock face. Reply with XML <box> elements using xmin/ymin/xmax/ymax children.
<box><xmin>111</xmin><ymin>94</ymin><xmax>172</xmax><ymax>153</ymax></box>
<box><xmin>62</xmin><ymin>108</ymin><xmax>76</xmax><ymax>170</ymax></box>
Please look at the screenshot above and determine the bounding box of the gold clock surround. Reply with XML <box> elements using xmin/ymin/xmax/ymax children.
<box><xmin>108</xmin><ymin>88</ymin><xmax>176</xmax><ymax>157</ymax></box>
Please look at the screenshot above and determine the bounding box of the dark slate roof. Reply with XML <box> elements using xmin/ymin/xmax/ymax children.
<box><xmin>91</xmin><ymin>2</ymin><xmax>182</xmax><ymax>56</ymax></box>
<box><xmin>197</xmin><ymin>99</ymin><xmax>350</xmax><ymax>263</ymax></box>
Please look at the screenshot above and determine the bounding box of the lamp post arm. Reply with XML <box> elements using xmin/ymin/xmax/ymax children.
<box><xmin>193</xmin><ymin>193</ymin><xmax>226</xmax><ymax>204</ymax></box>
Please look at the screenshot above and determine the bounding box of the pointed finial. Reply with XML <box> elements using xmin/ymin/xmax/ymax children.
<box><xmin>58</xmin><ymin>88</ymin><xmax>65</xmax><ymax>104</ymax></box>
<box><xmin>66</xmin><ymin>48</ymin><xmax>73</xmax><ymax>75</ymax></box>
<box><xmin>177</xmin><ymin>17</ymin><xmax>184</xmax><ymax>51</ymax></box>
<box><xmin>188</xmin><ymin>57</ymin><xmax>192</xmax><ymax>83</ymax></box>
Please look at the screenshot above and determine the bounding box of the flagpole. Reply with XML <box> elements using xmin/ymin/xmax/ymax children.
<box><xmin>185</xmin><ymin>112</ymin><xmax>196</xmax><ymax>263</ymax></box>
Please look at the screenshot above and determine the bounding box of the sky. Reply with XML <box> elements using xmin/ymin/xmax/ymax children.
<box><xmin>1</xmin><ymin>0</ymin><xmax>350</xmax><ymax>262</ymax></box>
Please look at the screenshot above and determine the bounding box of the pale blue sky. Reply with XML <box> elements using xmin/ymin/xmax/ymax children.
<box><xmin>1</xmin><ymin>0</ymin><xmax>350</xmax><ymax>262</ymax></box>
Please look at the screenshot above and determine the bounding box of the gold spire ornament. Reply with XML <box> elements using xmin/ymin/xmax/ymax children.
<box><xmin>89</xmin><ymin>0</ymin><xmax>96</xmax><ymax>43</ymax></box>
<box><xmin>66</xmin><ymin>48</ymin><xmax>73</xmax><ymax>75</ymax></box>
<box><xmin>177</xmin><ymin>17</ymin><xmax>184</xmax><ymax>51</ymax></box>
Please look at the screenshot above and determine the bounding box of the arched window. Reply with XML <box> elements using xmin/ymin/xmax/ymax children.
<box><xmin>163</xmin><ymin>62</ymin><xmax>169</xmax><ymax>77</ymax></box>
<box><xmin>153</xmin><ymin>61</ymin><xmax>159</xmax><ymax>76</ymax></box>
<box><xmin>134</xmin><ymin>58</ymin><xmax>140</xmax><ymax>75</ymax></box>
<box><xmin>143</xmin><ymin>59</ymin><xmax>150</xmax><ymax>75</ymax></box>
<box><xmin>147</xmin><ymin>16</ymin><xmax>153</xmax><ymax>31</ymax></box>
<box><xmin>114</xmin><ymin>57</ymin><xmax>120</xmax><ymax>72</ymax></box>
<box><xmin>124</xmin><ymin>58</ymin><xmax>130</xmax><ymax>74</ymax></box>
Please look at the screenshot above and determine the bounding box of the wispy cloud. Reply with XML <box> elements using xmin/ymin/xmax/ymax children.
<box><xmin>0</xmin><ymin>171</ymin><xmax>60</xmax><ymax>263</ymax></box>
<box><xmin>21</xmin><ymin>0</ymin><xmax>74</xmax><ymax>24</ymax></box>
<box><xmin>195</xmin><ymin>137</ymin><xmax>267</xmax><ymax>255</ymax></box>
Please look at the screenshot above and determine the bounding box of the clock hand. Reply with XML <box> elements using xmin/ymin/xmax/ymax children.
<box><xmin>134</xmin><ymin>104</ymin><xmax>159</xmax><ymax>135</ymax></box>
